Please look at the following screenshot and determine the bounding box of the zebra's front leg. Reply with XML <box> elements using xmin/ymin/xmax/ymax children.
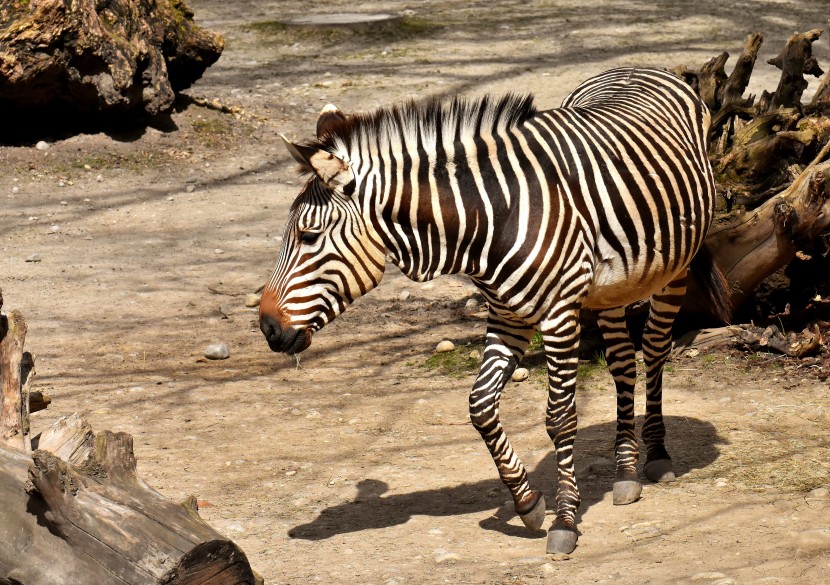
<box><xmin>541</xmin><ymin>309</ymin><xmax>582</xmax><ymax>554</ymax></box>
<box><xmin>468</xmin><ymin>313</ymin><xmax>544</xmax><ymax>531</ymax></box>
<box><xmin>597</xmin><ymin>307</ymin><xmax>642</xmax><ymax>505</ymax></box>
<box><xmin>641</xmin><ymin>275</ymin><xmax>687</xmax><ymax>483</ymax></box>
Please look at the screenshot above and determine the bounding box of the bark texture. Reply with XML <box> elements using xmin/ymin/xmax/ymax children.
<box><xmin>0</xmin><ymin>0</ymin><xmax>224</xmax><ymax>116</ymax></box>
<box><xmin>0</xmin><ymin>414</ymin><xmax>262</xmax><ymax>585</ymax></box>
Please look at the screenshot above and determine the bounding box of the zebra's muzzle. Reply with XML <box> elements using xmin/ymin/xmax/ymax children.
<box><xmin>259</xmin><ymin>314</ymin><xmax>312</xmax><ymax>355</ymax></box>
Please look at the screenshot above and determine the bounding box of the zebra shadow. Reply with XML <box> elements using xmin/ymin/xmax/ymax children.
<box><xmin>287</xmin><ymin>415</ymin><xmax>725</xmax><ymax>541</ymax></box>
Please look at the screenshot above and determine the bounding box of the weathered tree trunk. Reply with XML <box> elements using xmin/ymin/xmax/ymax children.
<box><xmin>0</xmin><ymin>414</ymin><xmax>262</xmax><ymax>585</ymax></box>
<box><xmin>676</xmin><ymin>28</ymin><xmax>830</xmax><ymax>319</ymax></box>
<box><xmin>706</xmin><ymin>160</ymin><xmax>830</xmax><ymax>309</ymax></box>
<box><xmin>0</xmin><ymin>0</ymin><xmax>224</xmax><ymax>117</ymax></box>
<box><xmin>0</xmin><ymin>289</ymin><xmax>261</xmax><ymax>584</ymax></box>
<box><xmin>0</xmin><ymin>292</ymin><xmax>31</xmax><ymax>451</ymax></box>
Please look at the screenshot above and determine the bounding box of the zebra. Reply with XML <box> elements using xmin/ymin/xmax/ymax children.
<box><xmin>258</xmin><ymin>67</ymin><xmax>731</xmax><ymax>554</ymax></box>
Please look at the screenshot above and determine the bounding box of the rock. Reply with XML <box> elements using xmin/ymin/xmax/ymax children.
<box><xmin>806</xmin><ymin>487</ymin><xmax>829</xmax><ymax>501</ymax></box>
<box><xmin>432</xmin><ymin>548</ymin><xmax>459</xmax><ymax>563</ymax></box>
<box><xmin>47</xmin><ymin>225</ymin><xmax>60</xmax><ymax>234</ymax></box>
<box><xmin>204</xmin><ymin>343</ymin><xmax>230</xmax><ymax>360</ymax></box>
<box><xmin>463</xmin><ymin>298</ymin><xmax>480</xmax><ymax>312</ymax></box>
<box><xmin>468</xmin><ymin>349</ymin><xmax>481</xmax><ymax>361</ymax></box>
<box><xmin>621</xmin><ymin>521</ymin><xmax>662</xmax><ymax>541</ymax></box>
<box><xmin>398</xmin><ymin>290</ymin><xmax>411</xmax><ymax>301</ymax></box>
<box><xmin>25</xmin><ymin>254</ymin><xmax>42</xmax><ymax>263</ymax></box>
<box><xmin>435</xmin><ymin>340</ymin><xmax>455</xmax><ymax>353</ymax></box>
<box><xmin>35</xmin><ymin>141</ymin><xmax>49</xmax><ymax>151</ymax></box>
<box><xmin>186</xmin><ymin>185</ymin><xmax>196</xmax><ymax>193</ymax></box>
<box><xmin>511</xmin><ymin>367</ymin><xmax>529</xmax><ymax>382</ymax></box>
<box><xmin>244</xmin><ymin>293</ymin><xmax>261</xmax><ymax>308</ymax></box>
<box><xmin>213</xmin><ymin>248</ymin><xmax>224</xmax><ymax>254</ymax></box>
<box><xmin>60</xmin><ymin>200</ymin><xmax>68</xmax><ymax>206</ymax></box>
<box><xmin>96</xmin><ymin>174</ymin><xmax>104</xmax><ymax>182</ymax></box>
<box><xmin>795</xmin><ymin>528</ymin><xmax>830</xmax><ymax>554</ymax></box>
<box><xmin>11</xmin><ymin>186</ymin><xmax>19</xmax><ymax>194</ymax></box>
<box><xmin>691</xmin><ymin>573</ymin><xmax>733</xmax><ymax>583</ymax></box>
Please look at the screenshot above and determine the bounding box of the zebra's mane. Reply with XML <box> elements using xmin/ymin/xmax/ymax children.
<box><xmin>311</xmin><ymin>93</ymin><xmax>538</xmax><ymax>156</ymax></box>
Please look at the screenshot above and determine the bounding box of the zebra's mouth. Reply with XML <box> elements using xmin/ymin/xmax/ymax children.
<box><xmin>260</xmin><ymin>315</ymin><xmax>313</xmax><ymax>355</ymax></box>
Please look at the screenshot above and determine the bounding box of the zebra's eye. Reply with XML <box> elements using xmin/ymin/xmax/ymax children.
<box><xmin>298</xmin><ymin>231</ymin><xmax>321</xmax><ymax>245</ymax></box>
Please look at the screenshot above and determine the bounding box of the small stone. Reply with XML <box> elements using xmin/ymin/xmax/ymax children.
<box><xmin>715</xmin><ymin>477</ymin><xmax>728</xmax><ymax>487</ymax></box>
<box><xmin>691</xmin><ymin>573</ymin><xmax>731</xmax><ymax>582</ymax></box>
<box><xmin>306</xmin><ymin>409</ymin><xmax>322</xmax><ymax>419</ymax></box>
<box><xmin>84</xmin><ymin>164</ymin><xmax>92</xmax><ymax>170</ymax></box>
<box><xmin>25</xmin><ymin>254</ymin><xmax>42</xmax><ymax>263</ymax></box>
<box><xmin>47</xmin><ymin>225</ymin><xmax>60</xmax><ymax>234</ymax></box>
<box><xmin>398</xmin><ymin>290</ymin><xmax>412</xmax><ymax>301</ymax></box>
<box><xmin>807</xmin><ymin>487</ymin><xmax>829</xmax><ymax>500</ymax></box>
<box><xmin>166</xmin><ymin>196</ymin><xmax>174</xmax><ymax>202</ymax></box>
<box><xmin>60</xmin><ymin>200</ymin><xmax>68</xmax><ymax>206</ymax></box>
<box><xmin>285</xmin><ymin>470</ymin><xmax>297</xmax><ymax>476</ymax></box>
<box><xmin>96</xmin><ymin>174</ymin><xmax>104</xmax><ymax>182</ymax></box>
<box><xmin>795</xmin><ymin>528</ymin><xmax>830</xmax><ymax>554</ymax></box>
<box><xmin>621</xmin><ymin>521</ymin><xmax>662</xmax><ymax>541</ymax></box>
<box><xmin>214</xmin><ymin>248</ymin><xmax>224</xmax><ymax>254</ymax></box>
<box><xmin>35</xmin><ymin>140</ymin><xmax>49</xmax><ymax>151</ymax></box>
<box><xmin>11</xmin><ymin>186</ymin><xmax>19</xmax><ymax>194</ymax></box>
<box><xmin>58</xmin><ymin>180</ymin><xmax>65</xmax><ymax>187</ymax></box>
<box><xmin>433</xmin><ymin>548</ymin><xmax>460</xmax><ymax>563</ymax></box>
<box><xmin>468</xmin><ymin>349</ymin><xmax>481</xmax><ymax>361</ymax></box>
<box><xmin>511</xmin><ymin>367</ymin><xmax>529</xmax><ymax>382</ymax></box>
<box><xmin>435</xmin><ymin>340</ymin><xmax>455</xmax><ymax>353</ymax></box>
<box><xmin>186</xmin><ymin>184</ymin><xmax>196</xmax><ymax>193</ymax></box>
<box><xmin>245</xmin><ymin>293</ymin><xmax>261</xmax><ymax>308</ymax></box>
<box><xmin>463</xmin><ymin>298</ymin><xmax>480</xmax><ymax>313</ymax></box>
<box><xmin>204</xmin><ymin>343</ymin><xmax>230</xmax><ymax>360</ymax></box>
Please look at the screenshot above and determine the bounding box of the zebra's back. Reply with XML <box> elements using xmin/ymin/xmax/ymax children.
<box><xmin>529</xmin><ymin>67</ymin><xmax>715</xmax><ymax>310</ymax></box>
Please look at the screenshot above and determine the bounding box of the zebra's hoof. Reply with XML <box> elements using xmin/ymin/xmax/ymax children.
<box><xmin>612</xmin><ymin>480</ymin><xmax>642</xmax><ymax>505</ymax></box>
<box><xmin>517</xmin><ymin>491</ymin><xmax>546</xmax><ymax>531</ymax></box>
<box><xmin>546</xmin><ymin>522</ymin><xmax>578</xmax><ymax>554</ymax></box>
<box><xmin>644</xmin><ymin>459</ymin><xmax>675</xmax><ymax>483</ymax></box>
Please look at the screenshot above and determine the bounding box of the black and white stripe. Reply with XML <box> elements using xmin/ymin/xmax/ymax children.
<box><xmin>259</xmin><ymin>67</ymin><xmax>722</xmax><ymax>553</ymax></box>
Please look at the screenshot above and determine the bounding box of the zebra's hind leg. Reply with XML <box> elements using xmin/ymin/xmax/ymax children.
<box><xmin>641</xmin><ymin>274</ymin><xmax>688</xmax><ymax>483</ymax></box>
<box><xmin>597</xmin><ymin>307</ymin><xmax>642</xmax><ymax>505</ymax></box>
<box><xmin>468</xmin><ymin>312</ymin><xmax>544</xmax><ymax>531</ymax></box>
<box><xmin>541</xmin><ymin>308</ymin><xmax>582</xmax><ymax>554</ymax></box>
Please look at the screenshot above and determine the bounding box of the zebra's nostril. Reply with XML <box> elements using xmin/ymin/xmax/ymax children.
<box><xmin>259</xmin><ymin>314</ymin><xmax>281</xmax><ymax>341</ymax></box>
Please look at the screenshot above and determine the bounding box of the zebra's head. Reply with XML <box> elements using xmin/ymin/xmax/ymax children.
<box><xmin>259</xmin><ymin>106</ymin><xmax>387</xmax><ymax>355</ymax></box>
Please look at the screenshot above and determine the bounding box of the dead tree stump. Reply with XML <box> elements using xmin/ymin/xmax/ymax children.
<box><xmin>0</xmin><ymin>0</ymin><xmax>224</xmax><ymax>117</ymax></box>
<box><xmin>676</xmin><ymin>27</ymin><xmax>830</xmax><ymax>319</ymax></box>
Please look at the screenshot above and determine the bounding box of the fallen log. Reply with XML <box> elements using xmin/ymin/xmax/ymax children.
<box><xmin>0</xmin><ymin>414</ymin><xmax>263</xmax><ymax>585</ymax></box>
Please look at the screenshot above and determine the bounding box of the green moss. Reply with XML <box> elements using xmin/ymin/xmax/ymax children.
<box><xmin>424</xmin><ymin>345</ymin><xmax>483</xmax><ymax>379</ymax></box>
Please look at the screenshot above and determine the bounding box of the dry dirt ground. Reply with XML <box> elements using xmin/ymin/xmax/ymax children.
<box><xmin>2</xmin><ymin>1</ymin><xmax>830</xmax><ymax>583</ymax></box>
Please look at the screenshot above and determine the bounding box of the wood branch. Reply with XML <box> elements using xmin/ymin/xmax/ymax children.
<box><xmin>766</xmin><ymin>28</ymin><xmax>824</xmax><ymax>112</ymax></box>
<box><xmin>719</xmin><ymin>32</ymin><xmax>764</xmax><ymax>108</ymax></box>
<box><xmin>733</xmin><ymin>323</ymin><xmax>823</xmax><ymax>357</ymax></box>
<box><xmin>1</xmin><ymin>414</ymin><xmax>263</xmax><ymax>585</ymax></box>
<box><xmin>0</xmin><ymin>308</ymin><xmax>28</xmax><ymax>451</ymax></box>
<box><xmin>706</xmin><ymin>160</ymin><xmax>830</xmax><ymax>309</ymax></box>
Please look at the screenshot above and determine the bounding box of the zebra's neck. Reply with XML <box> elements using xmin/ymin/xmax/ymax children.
<box><xmin>323</xmin><ymin>95</ymin><xmax>537</xmax><ymax>283</ymax></box>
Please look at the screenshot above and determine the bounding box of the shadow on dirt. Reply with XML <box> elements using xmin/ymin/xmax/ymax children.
<box><xmin>287</xmin><ymin>414</ymin><xmax>725</xmax><ymax>541</ymax></box>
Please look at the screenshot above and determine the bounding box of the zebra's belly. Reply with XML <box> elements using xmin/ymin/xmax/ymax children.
<box><xmin>582</xmin><ymin>254</ymin><xmax>682</xmax><ymax>309</ymax></box>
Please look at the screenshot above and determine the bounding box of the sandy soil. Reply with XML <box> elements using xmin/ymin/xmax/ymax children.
<box><xmin>2</xmin><ymin>1</ymin><xmax>830</xmax><ymax>583</ymax></box>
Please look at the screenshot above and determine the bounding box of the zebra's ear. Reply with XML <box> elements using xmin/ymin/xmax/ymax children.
<box><xmin>316</xmin><ymin>104</ymin><xmax>347</xmax><ymax>139</ymax></box>
<box><xmin>280</xmin><ymin>134</ymin><xmax>353</xmax><ymax>189</ymax></box>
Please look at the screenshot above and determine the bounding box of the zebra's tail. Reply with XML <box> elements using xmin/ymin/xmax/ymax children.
<box><xmin>688</xmin><ymin>244</ymin><xmax>733</xmax><ymax>324</ymax></box>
